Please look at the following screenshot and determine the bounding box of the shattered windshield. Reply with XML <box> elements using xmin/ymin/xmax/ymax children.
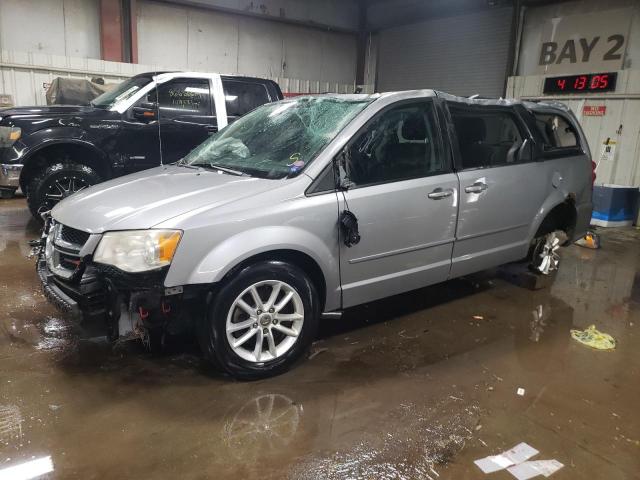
<box><xmin>91</xmin><ymin>75</ymin><xmax>153</xmax><ymax>109</ymax></box>
<box><xmin>184</xmin><ymin>96</ymin><xmax>371</xmax><ymax>179</ymax></box>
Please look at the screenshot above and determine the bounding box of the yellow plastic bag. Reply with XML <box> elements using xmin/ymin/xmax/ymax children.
<box><xmin>570</xmin><ymin>325</ymin><xmax>616</xmax><ymax>350</ymax></box>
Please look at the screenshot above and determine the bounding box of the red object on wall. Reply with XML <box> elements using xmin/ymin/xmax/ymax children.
<box><xmin>130</xmin><ymin>0</ymin><xmax>138</xmax><ymax>64</ymax></box>
<box><xmin>99</xmin><ymin>0</ymin><xmax>137</xmax><ymax>63</ymax></box>
<box><xmin>100</xmin><ymin>0</ymin><xmax>123</xmax><ymax>62</ymax></box>
<box><xmin>583</xmin><ymin>105</ymin><xmax>607</xmax><ymax>116</ymax></box>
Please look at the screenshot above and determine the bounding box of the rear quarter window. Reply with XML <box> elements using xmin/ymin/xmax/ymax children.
<box><xmin>533</xmin><ymin>113</ymin><xmax>581</xmax><ymax>155</ymax></box>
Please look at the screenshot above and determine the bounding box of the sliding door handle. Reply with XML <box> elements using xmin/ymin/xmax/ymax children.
<box><xmin>464</xmin><ymin>182</ymin><xmax>488</xmax><ymax>193</ymax></box>
<box><xmin>428</xmin><ymin>188</ymin><xmax>453</xmax><ymax>200</ymax></box>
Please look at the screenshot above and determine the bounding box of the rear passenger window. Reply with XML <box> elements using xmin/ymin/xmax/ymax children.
<box><xmin>222</xmin><ymin>80</ymin><xmax>270</xmax><ymax>118</ymax></box>
<box><xmin>533</xmin><ymin>114</ymin><xmax>579</xmax><ymax>150</ymax></box>
<box><xmin>451</xmin><ymin>108</ymin><xmax>524</xmax><ymax>169</ymax></box>
<box><xmin>343</xmin><ymin>102</ymin><xmax>444</xmax><ymax>187</ymax></box>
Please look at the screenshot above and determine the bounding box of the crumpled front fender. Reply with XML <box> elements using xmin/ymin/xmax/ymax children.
<box><xmin>164</xmin><ymin>225</ymin><xmax>341</xmax><ymax>311</ymax></box>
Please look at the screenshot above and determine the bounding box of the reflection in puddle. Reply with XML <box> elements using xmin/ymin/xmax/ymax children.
<box><xmin>289</xmin><ymin>399</ymin><xmax>481</xmax><ymax>480</ymax></box>
<box><xmin>0</xmin><ymin>455</ymin><xmax>54</xmax><ymax>480</ymax></box>
<box><xmin>529</xmin><ymin>304</ymin><xmax>548</xmax><ymax>343</ymax></box>
<box><xmin>0</xmin><ymin>404</ymin><xmax>23</xmax><ymax>446</ymax></box>
<box><xmin>223</xmin><ymin>394</ymin><xmax>301</xmax><ymax>461</ymax></box>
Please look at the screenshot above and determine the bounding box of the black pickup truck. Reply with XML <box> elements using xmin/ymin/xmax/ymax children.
<box><xmin>0</xmin><ymin>72</ymin><xmax>283</xmax><ymax>218</ymax></box>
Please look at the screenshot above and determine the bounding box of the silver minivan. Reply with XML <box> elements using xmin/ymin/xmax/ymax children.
<box><xmin>37</xmin><ymin>90</ymin><xmax>593</xmax><ymax>379</ymax></box>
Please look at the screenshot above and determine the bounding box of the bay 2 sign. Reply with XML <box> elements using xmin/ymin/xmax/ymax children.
<box><xmin>518</xmin><ymin>8</ymin><xmax>632</xmax><ymax>76</ymax></box>
<box><xmin>539</xmin><ymin>35</ymin><xmax>624</xmax><ymax>67</ymax></box>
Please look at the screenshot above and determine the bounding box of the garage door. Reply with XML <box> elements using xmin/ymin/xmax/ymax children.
<box><xmin>376</xmin><ymin>7</ymin><xmax>513</xmax><ymax>97</ymax></box>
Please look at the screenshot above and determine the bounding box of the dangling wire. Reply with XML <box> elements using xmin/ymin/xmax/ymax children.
<box><xmin>155</xmin><ymin>75</ymin><xmax>164</xmax><ymax>166</ymax></box>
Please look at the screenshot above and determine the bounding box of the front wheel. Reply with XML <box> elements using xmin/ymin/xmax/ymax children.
<box><xmin>199</xmin><ymin>261</ymin><xmax>319</xmax><ymax>380</ymax></box>
<box><xmin>27</xmin><ymin>162</ymin><xmax>101</xmax><ymax>220</ymax></box>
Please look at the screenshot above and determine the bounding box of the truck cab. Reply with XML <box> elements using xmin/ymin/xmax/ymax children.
<box><xmin>0</xmin><ymin>72</ymin><xmax>282</xmax><ymax>218</ymax></box>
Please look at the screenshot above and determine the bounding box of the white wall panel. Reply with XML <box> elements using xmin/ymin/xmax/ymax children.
<box><xmin>0</xmin><ymin>0</ymin><xmax>99</xmax><ymax>59</ymax></box>
<box><xmin>376</xmin><ymin>7</ymin><xmax>513</xmax><ymax>97</ymax></box>
<box><xmin>136</xmin><ymin>0</ymin><xmax>357</xmax><ymax>87</ymax></box>
<box><xmin>137</xmin><ymin>1</ymin><xmax>190</xmax><ymax>70</ymax></box>
<box><xmin>282</xmin><ymin>26</ymin><xmax>324</xmax><ymax>81</ymax></box>
<box><xmin>187</xmin><ymin>10</ymin><xmax>239</xmax><ymax>74</ymax></box>
<box><xmin>320</xmin><ymin>32</ymin><xmax>357</xmax><ymax>84</ymax></box>
<box><xmin>63</xmin><ymin>0</ymin><xmax>101</xmax><ymax>58</ymax></box>
<box><xmin>236</xmin><ymin>16</ymin><xmax>284</xmax><ymax>78</ymax></box>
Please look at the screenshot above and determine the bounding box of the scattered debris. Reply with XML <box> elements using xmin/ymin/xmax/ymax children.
<box><xmin>517</xmin><ymin>388</ymin><xmax>525</xmax><ymax>396</ymax></box>
<box><xmin>474</xmin><ymin>442</ymin><xmax>539</xmax><ymax>473</ymax></box>
<box><xmin>575</xmin><ymin>231</ymin><xmax>600</xmax><ymax>249</ymax></box>
<box><xmin>570</xmin><ymin>325</ymin><xmax>616</xmax><ymax>350</ymax></box>
<box><xmin>308</xmin><ymin>348</ymin><xmax>328</xmax><ymax>360</ymax></box>
<box><xmin>507</xmin><ymin>460</ymin><xmax>564</xmax><ymax>480</ymax></box>
<box><xmin>473</xmin><ymin>315</ymin><xmax>484</xmax><ymax>320</ymax></box>
<box><xmin>475</xmin><ymin>443</ymin><xmax>563</xmax><ymax>479</ymax></box>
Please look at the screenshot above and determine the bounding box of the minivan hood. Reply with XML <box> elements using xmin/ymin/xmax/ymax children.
<box><xmin>51</xmin><ymin>165</ymin><xmax>278</xmax><ymax>232</ymax></box>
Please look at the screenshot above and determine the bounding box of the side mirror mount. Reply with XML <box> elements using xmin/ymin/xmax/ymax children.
<box><xmin>132</xmin><ymin>102</ymin><xmax>158</xmax><ymax>121</ymax></box>
<box><xmin>334</xmin><ymin>149</ymin><xmax>354</xmax><ymax>190</ymax></box>
<box><xmin>517</xmin><ymin>138</ymin><xmax>534</xmax><ymax>163</ymax></box>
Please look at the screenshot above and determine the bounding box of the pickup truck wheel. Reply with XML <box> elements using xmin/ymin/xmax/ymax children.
<box><xmin>27</xmin><ymin>162</ymin><xmax>101</xmax><ymax>220</ymax></box>
<box><xmin>199</xmin><ymin>261</ymin><xmax>319</xmax><ymax>380</ymax></box>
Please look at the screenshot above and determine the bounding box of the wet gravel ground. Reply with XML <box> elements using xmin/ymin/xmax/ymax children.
<box><xmin>1</xmin><ymin>197</ymin><xmax>639</xmax><ymax>479</ymax></box>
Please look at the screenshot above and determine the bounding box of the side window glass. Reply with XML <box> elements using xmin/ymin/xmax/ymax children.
<box><xmin>222</xmin><ymin>80</ymin><xmax>270</xmax><ymax>118</ymax></box>
<box><xmin>451</xmin><ymin>108</ymin><xmax>524</xmax><ymax>169</ymax></box>
<box><xmin>343</xmin><ymin>102</ymin><xmax>443</xmax><ymax>187</ymax></box>
<box><xmin>146</xmin><ymin>79</ymin><xmax>212</xmax><ymax>118</ymax></box>
<box><xmin>308</xmin><ymin>164</ymin><xmax>336</xmax><ymax>194</ymax></box>
<box><xmin>533</xmin><ymin>113</ymin><xmax>579</xmax><ymax>150</ymax></box>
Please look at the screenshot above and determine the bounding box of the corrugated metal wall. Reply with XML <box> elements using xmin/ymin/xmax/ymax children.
<box><xmin>136</xmin><ymin>0</ymin><xmax>358</xmax><ymax>85</ymax></box>
<box><xmin>376</xmin><ymin>7</ymin><xmax>513</xmax><ymax>96</ymax></box>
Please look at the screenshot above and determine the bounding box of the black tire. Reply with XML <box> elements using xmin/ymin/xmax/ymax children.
<box><xmin>198</xmin><ymin>260</ymin><xmax>320</xmax><ymax>380</ymax></box>
<box><xmin>27</xmin><ymin>162</ymin><xmax>101</xmax><ymax>220</ymax></box>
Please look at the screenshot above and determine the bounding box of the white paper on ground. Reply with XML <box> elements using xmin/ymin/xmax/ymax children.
<box><xmin>474</xmin><ymin>442</ymin><xmax>540</xmax><ymax>474</ymax></box>
<box><xmin>507</xmin><ymin>460</ymin><xmax>564</xmax><ymax>480</ymax></box>
<box><xmin>474</xmin><ymin>454</ymin><xmax>515</xmax><ymax>473</ymax></box>
<box><xmin>503</xmin><ymin>442</ymin><xmax>539</xmax><ymax>464</ymax></box>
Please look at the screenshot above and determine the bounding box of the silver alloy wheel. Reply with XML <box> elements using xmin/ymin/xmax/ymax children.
<box><xmin>226</xmin><ymin>280</ymin><xmax>304</xmax><ymax>363</ymax></box>
<box><xmin>535</xmin><ymin>231</ymin><xmax>562</xmax><ymax>275</ymax></box>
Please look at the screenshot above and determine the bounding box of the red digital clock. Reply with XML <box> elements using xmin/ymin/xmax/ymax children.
<box><xmin>543</xmin><ymin>72</ymin><xmax>617</xmax><ymax>94</ymax></box>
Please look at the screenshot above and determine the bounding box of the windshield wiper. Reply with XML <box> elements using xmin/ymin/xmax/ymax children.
<box><xmin>205</xmin><ymin>164</ymin><xmax>248</xmax><ymax>176</ymax></box>
<box><xmin>173</xmin><ymin>159</ymin><xmax>200</xmax><ymax>170</ymax></box>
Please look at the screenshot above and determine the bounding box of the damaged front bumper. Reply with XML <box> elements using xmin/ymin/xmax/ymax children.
<box><xmin>35</xmin><ymin>221</ymin><xmax>205</xmax><ymax>341</ymax></box>
<box><xmin>36</xmin><ymin>254</ymin><xmax>82</xmax><ymax>320</ymax></box>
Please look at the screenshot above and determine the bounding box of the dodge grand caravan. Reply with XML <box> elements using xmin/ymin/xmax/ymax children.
<box><xmin>36</xmin><ymin>90</ymin><xmax>593</xmax><ymax>379</ymax></box>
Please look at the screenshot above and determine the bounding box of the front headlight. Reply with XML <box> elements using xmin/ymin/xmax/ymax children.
<box><xmin>0</xmin><ymin>126</ymin><xmax>21</xmax><ymax>148</ymax></box>
<box><xmin>93</xmin><ymin>230</ymin><xmax>182</xmax><ymax>273</ymax></box>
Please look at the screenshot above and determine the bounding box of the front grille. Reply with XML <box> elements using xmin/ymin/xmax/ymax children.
<box><xmin>60</xmin><ymin>225</ymin><xmax>90</xmax><ymax>246</ymax></box>
<box><xmin>46</xmin><ymin>222</ymin><xmax>90</xmax><ymax>279</ymax></box>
